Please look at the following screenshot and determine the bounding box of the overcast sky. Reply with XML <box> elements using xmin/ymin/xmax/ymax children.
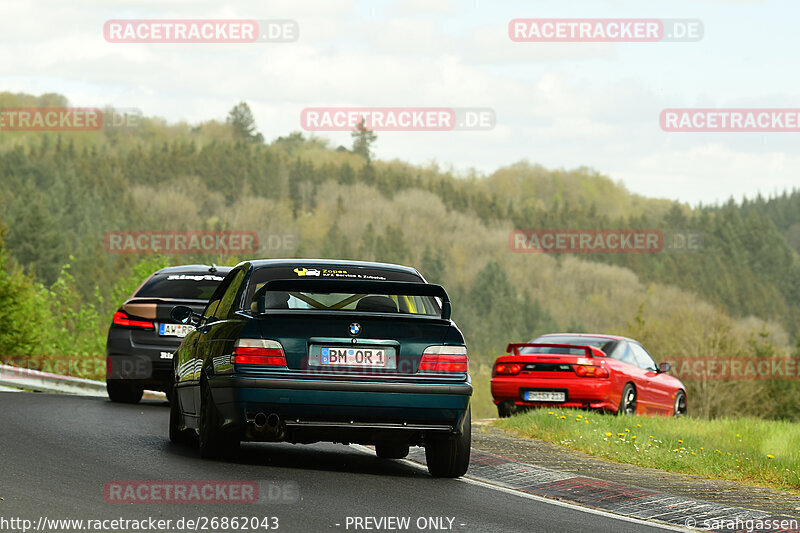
<box><xmin>1</xmin><ymin>0</ymin><xmax>798</xmax><ymax>205</ymax></box>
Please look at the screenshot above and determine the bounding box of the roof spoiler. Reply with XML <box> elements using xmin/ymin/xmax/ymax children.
<box><xmin>505</xmin><ymin>342</ymin><xmax>606</xmax><ymax>357</ymax></box>
<box><xmin>257</xmin><ymin>279</ymin><xmax>451</xmax><ymax>319</ymax></box>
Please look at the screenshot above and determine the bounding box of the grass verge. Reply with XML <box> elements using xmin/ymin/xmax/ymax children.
<box><xmin>495</xmin><ymin>408</ymin><xmax>800</xmax><ymax>494</ymax></box>
<box><xmin>469</xmin><ymin>364</ymin><xmax>494</xmax><ymax>419</ymax></box>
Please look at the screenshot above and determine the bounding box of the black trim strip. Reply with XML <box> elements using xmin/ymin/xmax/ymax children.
<box><xmin>208</xmin><ymin>376</ymin><xmax>473</xmax><ymax>395</ymax></box>
<box><xmin>284</xmin><ymin>421</ymin><xmax>453</xmax><ymax>432</ymax></box>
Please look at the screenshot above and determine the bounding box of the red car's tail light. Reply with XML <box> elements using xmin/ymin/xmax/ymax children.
<box><xmin>112</xmin><ymin>311</ymin><xmax>155</xmax><ymax>330</ymax></box>
<box><xmin>573</xmin><ymin>364</ymin><xmax>609</xmax><ymax>378</ymax></box>
<box><xmin>493</xmin><ymin>363</ymin><xmax>522</xmax><ymax>376</ymax></box>
<box><xmin>232</xmin><ymin>339</ymin><xmax>287</xmax><ymax>366</ymax></box>
<box><xmin>418</xmin><ymin>346</ymin><xmax>468</xmax><ymax>373</ymax></box>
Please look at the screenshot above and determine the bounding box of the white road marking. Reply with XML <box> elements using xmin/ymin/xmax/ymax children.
<box><xmin>349</xmin><ymin>444</ymin><xmax>695</xmax><ymax>532</ymax></box>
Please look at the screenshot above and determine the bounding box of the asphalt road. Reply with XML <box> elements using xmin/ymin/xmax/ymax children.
<box><xmin>0</xmin><ymin>392</ymin><xmax>676</xmax><ymax>533</ymax></box>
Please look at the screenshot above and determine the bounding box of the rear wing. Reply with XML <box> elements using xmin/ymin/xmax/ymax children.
<box><xmin>505</xmin><ymin>342</ymin><xmax>606</xmax><ymax>357</ymax></box>
<box><xmin>254</xmin><ymin>279</ymin><xmax>451</xmax><ymax>319</ymax></box>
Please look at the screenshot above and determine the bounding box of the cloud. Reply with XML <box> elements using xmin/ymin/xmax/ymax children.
<box><xmin>1</xmin><ymin>0</ymin><xmax>797</xmax><ymax>204</ymax></box>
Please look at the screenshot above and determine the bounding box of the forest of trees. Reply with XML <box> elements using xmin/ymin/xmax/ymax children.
<box><xmin>1</xmin><ymin>91</ymin><xmax>799</xmax><ymax>419</ymax></box>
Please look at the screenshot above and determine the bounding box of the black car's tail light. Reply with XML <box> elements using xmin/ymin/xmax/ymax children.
<box><xmin>232</xmin><ymin>339</ymin><xmax>287</xmax><ymax>366</ymax></box>
<box><xmin>112</xmin><ymin>311</ymin><xmax>155</xmax><ymax>330</ymax></box>
<box><xmin>418</xmin><ymin>345</ymin><xmax>468</xmax><ymax>373</ymax></box>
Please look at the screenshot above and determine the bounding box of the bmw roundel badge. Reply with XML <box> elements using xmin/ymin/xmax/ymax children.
<box><xmin>349</xmin><ymin>323</ymin><xmax>361</xmax><ymax>336</ymax></box>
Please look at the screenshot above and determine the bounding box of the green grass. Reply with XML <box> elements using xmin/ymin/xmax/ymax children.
<box><xmin>495</xmin><ymin>408</ymin><xmax>800</xmax><ymax>493</ymax></box>
<box><xmin>469</xmin><ymin>364</ymin><xmax>495</xmax><ymax>419</ymax></box>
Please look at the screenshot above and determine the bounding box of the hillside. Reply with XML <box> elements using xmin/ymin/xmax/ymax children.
<box><xmin>1</xmin><ymin>92</ymin><xmax>799</xmax><ymax>419</ymax></box>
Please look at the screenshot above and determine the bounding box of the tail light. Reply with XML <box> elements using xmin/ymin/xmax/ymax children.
<box><xmin>493</xmin><ymin>363</ymin><xmax>522</xmax><ymax>376</ymax></box>
<box><xmin>573</xmin><ymin>364</ymin><xmax>609</xmax><ymax>378</ymax></box>
<box><xmin>112</xmin><ymin>311</ymin><xmax>155</xmax><ymax>330</ymax></box>
<box><xmin>232</xmin><ymin>339</ymin><xmax>287</xmax><ymax>366</ymax></box>
<box><xmin>418</xmin><ymin>345</ymin><xmax>468</xmax><ymax>373</ymax></box>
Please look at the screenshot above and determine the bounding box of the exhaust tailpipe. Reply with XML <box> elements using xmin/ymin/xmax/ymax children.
<box><xmin>251</xmin><ymin>412</ymin><xmax>286</xmax><ymax>441</ymax></box>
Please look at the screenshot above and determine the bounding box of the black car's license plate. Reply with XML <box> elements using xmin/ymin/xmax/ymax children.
<box><xmin>159</xmin><ymin>323</ymin><xmax>195</xmax><ymax>337</ymax></box>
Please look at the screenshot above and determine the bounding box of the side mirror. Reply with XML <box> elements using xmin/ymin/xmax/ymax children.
<box><xmin>171</xmin><ymin>305</ymin><xmax>196</xmax><ymax>325</ymax></box>
<box><xmin>658</xmin><ymin>362</ymin><xmax>671</xmax><ymax>374</ymax></box>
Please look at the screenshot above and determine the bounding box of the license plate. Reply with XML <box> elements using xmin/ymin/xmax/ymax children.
<box><xmin>320</xmin><ymin>347</ymin><xmax>386</xmax><ymax>367</ymax></box>
<box><xmin>158</xmin><ymin>323</ymin><xmax>195</xmax><ymax>337</ymax></box>
<box><xmin>525</xmin><ymin>391</ymin><xmax>566</xmax><ymax>402</ymax></box>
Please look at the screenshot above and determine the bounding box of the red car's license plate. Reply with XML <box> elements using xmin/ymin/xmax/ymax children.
<box><xmin>525</xmin><ymin>391</ymin><xmax>565</xmax><ymax>402</ymax></box>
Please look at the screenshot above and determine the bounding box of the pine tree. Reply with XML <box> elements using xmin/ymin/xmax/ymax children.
<box><xmin>351</xmin><ymin>118</ymin><xmax>377</xmax><ymax>161</ymax></box>
<box><xmin>226</xmin><ymin>102</ymin><xmax>264</xmax><ymax>143</ymax></box>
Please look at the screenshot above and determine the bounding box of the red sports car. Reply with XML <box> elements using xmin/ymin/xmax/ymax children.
<box><xmin>491</xmin><ymin>333</ymin><xmax>687</xmax><ymax>417</ymax></box>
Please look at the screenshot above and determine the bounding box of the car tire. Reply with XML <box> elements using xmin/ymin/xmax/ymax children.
<box><xmin>425</xmin><ymin>408</ymin><xmax>471</xmax><ymax>478</ymax></box>
<box><xmin>673</xmin><ymin>390</ymin><xmax>687</xmax><ymax>417</ymax></box>
<box><xmin>106</xmin><ymin>380</ymin><xmax>143</xmax><ymax>404</ymax></box>
<box><xmin>375</xmin><ymin>442</ymin><xmax>410</xmax><ymax>459</ymax></box>
<box><xmin>497</xmin><ymin>401</ymin><xmax>517</xmax><ymax>418</ymax></box>
<box><xmin>169</xmin><ymin>386</ymin><xmax>196</xmax><ymax>446</ymax></box>
<box><xmin>198</xmin><ymin>377</ymin><xmax>239</xmax><ymax>459</ymax></box>
<box><xmin>618</xmin><ymin>383</ymin><xmax>637</xmax><ymax>415</ymax></box>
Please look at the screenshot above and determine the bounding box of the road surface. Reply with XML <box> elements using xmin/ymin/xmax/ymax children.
<box><xmin>0</xmin><ymin>392</ymin><xmax>678</xmax><ymax>533</ymax></box>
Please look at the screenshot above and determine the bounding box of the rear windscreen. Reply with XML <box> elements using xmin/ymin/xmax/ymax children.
<box><xmin>521</xmin><ymin>336</ymin><xmax>617</xmax><ymax>355</ymax></box>
<box><xmin>135</xmin><ymin>273</ymin><xmax>225</xmax><ymax>300</ymax></box>
<box><xmin>246</xmin><ymin>265</ymin><xmax>440</xmax><ymax>316</ymax></box>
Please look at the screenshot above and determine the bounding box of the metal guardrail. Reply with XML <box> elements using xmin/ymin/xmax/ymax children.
<box><xmin>0</xmin><ymin>363</ymin><xmax>165</xmax><ymax>400</ymax></box>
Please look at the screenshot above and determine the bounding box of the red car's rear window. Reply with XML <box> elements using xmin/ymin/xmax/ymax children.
<box><xmin>523</xmin><ymin>336</ymin><xmax>617</xmax><ymax>355</ymax></box>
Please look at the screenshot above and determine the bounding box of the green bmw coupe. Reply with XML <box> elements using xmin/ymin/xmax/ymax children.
<box><xmin>169</xmin><ymin>259</ymin><xmax>472</xmax><ymax>477</ymax></box>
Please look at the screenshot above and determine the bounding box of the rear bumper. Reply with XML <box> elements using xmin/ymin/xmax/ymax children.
<box><xmin>491</xmin><ymin>376</ymin><xmax>617</xmax><ymax>411</ymax></box>
<box><xmin>106</xmin><ymin>327</ymin><xmax>181</xmax><ymax>390</ymax></box>
<box><xmin>207</xmin><ymin>375</ymin><xmax>472</xmax><ymax>444</ymax></box>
